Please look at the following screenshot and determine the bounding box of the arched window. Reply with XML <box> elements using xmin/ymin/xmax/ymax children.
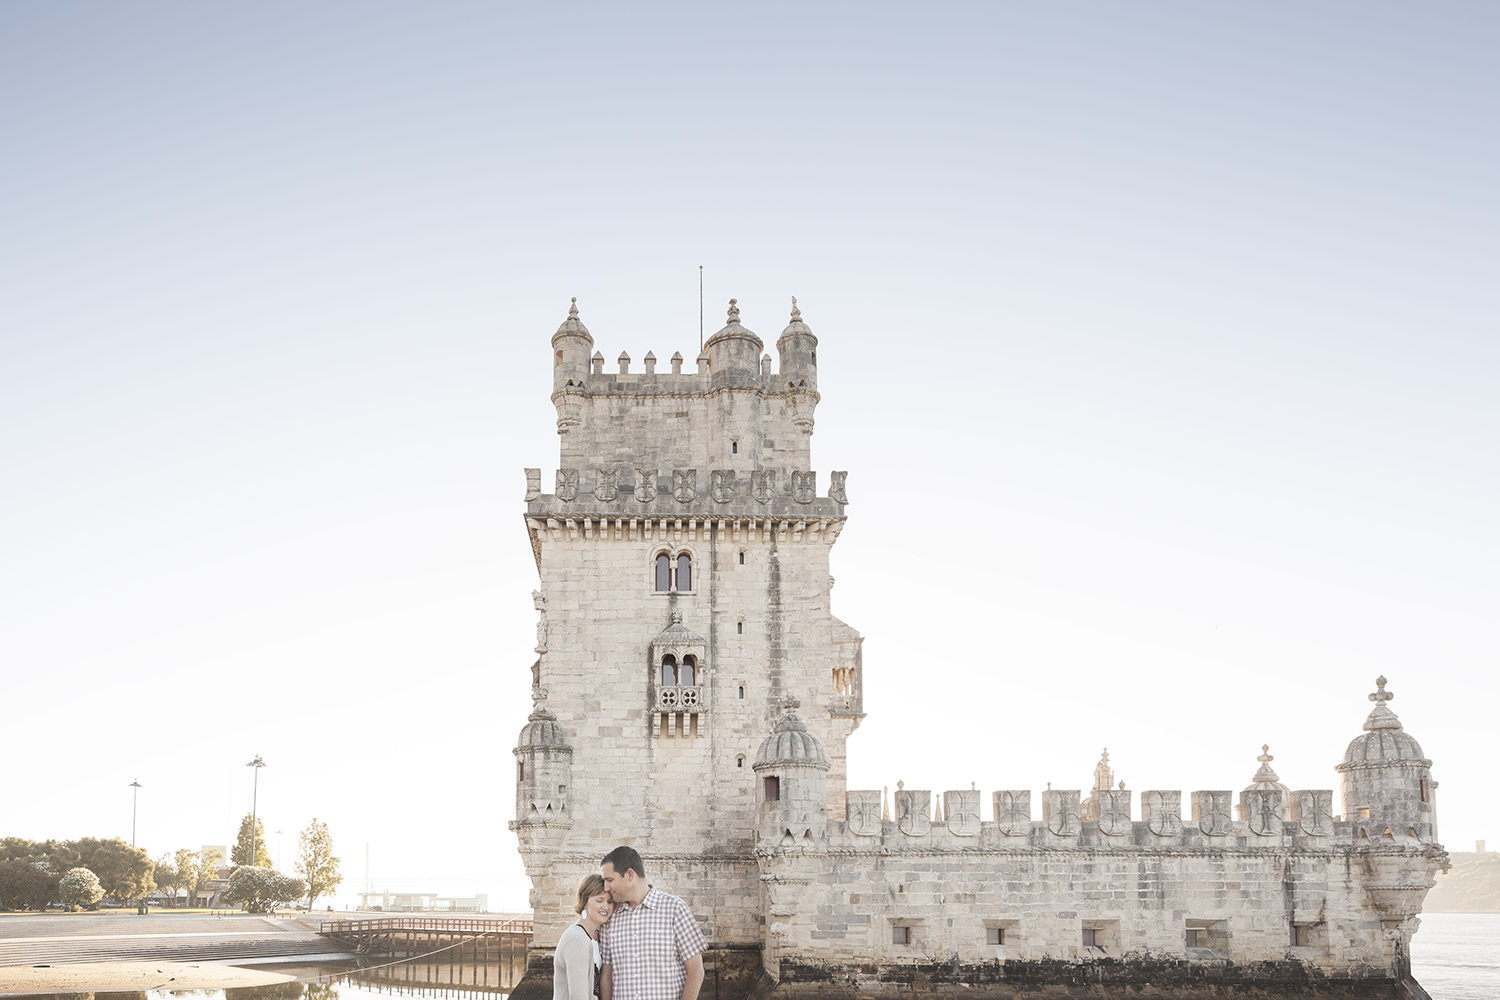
<box><xmin>679</xmin><ymin>655</ymin><xmax>696</xmax><ymax>686</ymax></box>
<box><xmin>660</xmin><ymin>655</ymin><xmax>678</xmax><ymax>686</ymax></box>
<box><xmin>651</xmin><ymin>550</ymin><xmax>695</xmax><ymax>593</ymax></box>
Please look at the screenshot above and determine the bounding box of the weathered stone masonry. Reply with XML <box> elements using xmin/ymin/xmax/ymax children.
<box><xmin>512</xmin><ymin>297</ymin><xmax>1446</xmax><ymax>999</ymax></box>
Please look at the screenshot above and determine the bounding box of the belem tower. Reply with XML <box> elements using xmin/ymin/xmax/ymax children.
<box><xmin>509</xmin><ymin>297</ymin><xmax>1448</xmax><ymax>999</ymax></box>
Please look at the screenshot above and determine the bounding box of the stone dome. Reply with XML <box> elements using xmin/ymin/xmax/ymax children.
<box><xmin>1339</xmin><ymin>676</ymin><xmax>1428</xmax><ymax>769</ymax></box>
<box><xmin>777</xmin><ymin>297</ymin><xmax>817</xmax><ymax>343</ymax></box>
<box><xmin>1243</xmin><ymin>745</ymin><xmax>1291</xmax><ymax>793</ymax></box>
<box><xmin>553</xmin><ymin>297</ymin><xmax>591</xmax><ymax>339</ymax></box>
<box><xmin>754</xmin><ymin>702</ymin><xmax>829</xmax><ymax>770</ymax></box>
<box><xmin>516</xmin><ymin>700</ymin><xmax>570</xmax><ymax>751</ymax></box>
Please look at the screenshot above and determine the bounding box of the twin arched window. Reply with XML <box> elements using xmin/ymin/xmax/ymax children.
<box><xmin>654</xmin><ymin>551</ymin><xmax>693</xmax><ymax>592</ymax></box>
<box><xmin>659</xmin><ymin>653</ymin><xmax>697</xmax><ymax>686</ymax></box>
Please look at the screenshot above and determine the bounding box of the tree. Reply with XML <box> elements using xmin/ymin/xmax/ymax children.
<box><xmin>232</xmin><ymin>813</ymin><xmax>272</xmax><ymax>868</ymax></box>
<box><xmin>295</xmin><ymin>819</ymin><xmax>342</xmax><ymax>910</ymax></box>
<box><xmin>153</xmin><ymin>851</ymin><xmax>184</xmax><ymax>905</ymax></box>
<box><xmin>187</xmin><ymin>847</ymin><xmax>224</xmax><ymax>907</ymax></box>
<box><xmin>88</xmin><ymin>840</ymin><xmax>155</xmax><ymax>901</ymax></box>
<box><xmin>59</xmin><ymin>867</ymin><xmax>104</xmax><ymax>910</ymax></box>
<box><xmin>222</xmin><ymin>866</ymin><xmax>304</xmax><ymax>913</ymax></box>
<box><xmin>0</xmin><ymin>858</ymin><xmax>55</xmax><ymax>911</ymax></box>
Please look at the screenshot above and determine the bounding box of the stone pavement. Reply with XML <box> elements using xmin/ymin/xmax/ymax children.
<box><xmin>0</xmin><ymin>911</ymin><xmax>350</xmax><ymax>967</ymax></box>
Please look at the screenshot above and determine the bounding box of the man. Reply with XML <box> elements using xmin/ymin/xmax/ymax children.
<box><xmin>598</xmin><ymin>845</ymin><xmax>706</xmax><ymax>1000</ymax></box>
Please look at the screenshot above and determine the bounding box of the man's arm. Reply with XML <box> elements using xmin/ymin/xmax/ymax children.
<box><xmin>599</xmin><ymin>963</ymin><xmax>613</xmax><ymax>1000</ymax></box>
<box><xmin>680</xmin><ymin>953</ymin><xmax>704</xmax><ymax>1000</ymax></box>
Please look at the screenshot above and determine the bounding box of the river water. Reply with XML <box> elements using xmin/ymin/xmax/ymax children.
<box><xmin>38</xmin><ymin>912</ymin><xmax>1499</xmax><ymax>1000</ymax></box>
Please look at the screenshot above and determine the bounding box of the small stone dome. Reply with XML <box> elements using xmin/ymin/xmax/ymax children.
<box><xmin>516</xmin><ymin>700</ymin><xmax>569</xmax><ymax>750</ymax></box>
<box><xmin>1243</xmin><ymin>745</ymin><xmax>1291</xmax><ymax>794</ymax></box>
<box><xmin>705</xmin><ymin>298</ymin><xmax>764</xmax><ymax>350</ymax></box>
<box><xmin>553</xmin><ymin>297</ymin><xmax>591</xmax><ymax>339</ymax></box>
<box><xmin>754</xmin><ymin>700</ymin><xmax>829</xmax><ymax>770</ymax></box>
<box><xmin>777</xmin><ymin>296</ymin><xmax>817</xmax><ymax>343</ymax></box>
<box><xmin>1340</xmin><ymin>676</ymin><xmax>1428</xmax><ymax>768</ymax></box>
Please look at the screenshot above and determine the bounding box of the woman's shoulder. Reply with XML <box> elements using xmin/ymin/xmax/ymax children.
<box><xmin>557</xmin><ymin>923</ymin><xmax>591</xmax><ymax>948</ymax></box>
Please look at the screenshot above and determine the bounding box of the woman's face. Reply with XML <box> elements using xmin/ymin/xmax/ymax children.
<box><xmin>585</xmin><ymin>891</ymin><xmax>614</xmax><ymax>925</ymax></box>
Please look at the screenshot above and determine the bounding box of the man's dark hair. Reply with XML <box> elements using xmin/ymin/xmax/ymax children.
<box><xmin>602</xmin><ymin>845</ymin><xmax>645</xmax><ymax>880</ymax></box>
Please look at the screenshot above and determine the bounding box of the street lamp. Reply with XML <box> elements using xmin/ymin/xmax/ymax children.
<box><xmin>129</xmin><ymin>780</ymin><xmax>142</xmax><ymax>847</ymax></box>
<box><xmin>246</xmin><ymin>756</ymin><xmax>266</xmax><ymax>866</ymax></box>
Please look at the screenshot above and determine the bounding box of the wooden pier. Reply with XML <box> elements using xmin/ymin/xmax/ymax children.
<box><xmin>316</xmin><ymin>917</ymin><xmax>534</xmax><ymax>965</ymax></box>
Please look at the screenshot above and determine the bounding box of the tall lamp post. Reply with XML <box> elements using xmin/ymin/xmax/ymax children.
<box><xmin>129</xmin><ymin>780</ymin><xmax>142</xmax><ymax>847</ymax></box>
<box><xmin>246</xmin><ymin>756</ymin><xmax>266</xmax><ymax>866</ymax></box>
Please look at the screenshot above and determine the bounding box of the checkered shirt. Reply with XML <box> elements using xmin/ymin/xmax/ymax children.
<box><xmin>599</xmin><ymin>886</ymin><xmax>707</xmax><ymax>1000</ymax></box>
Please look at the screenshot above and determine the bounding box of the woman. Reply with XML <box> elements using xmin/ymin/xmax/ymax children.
<box><xmin>554</xmin><ymin>873</ymin><xmax>613</xmax><ymax>1000</ymax></box>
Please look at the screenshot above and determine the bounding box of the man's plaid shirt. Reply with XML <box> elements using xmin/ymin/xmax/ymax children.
<box><xmin>599</xmin><ymin>886</ymin><xmax>707</xmax><ymax>1000</ymax></box>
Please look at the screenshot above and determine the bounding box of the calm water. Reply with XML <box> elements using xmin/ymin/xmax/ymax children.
<box><xmin>22</xmin><ymin>913</ymin><xmax>1497</xmax><ymax>1000</ymax></box>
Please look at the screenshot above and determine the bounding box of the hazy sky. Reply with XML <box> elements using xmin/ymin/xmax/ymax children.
<box><xmin>3</xmin><ymin>3</ymin><xmax>1496</xmax><ymax>911</ymax></box>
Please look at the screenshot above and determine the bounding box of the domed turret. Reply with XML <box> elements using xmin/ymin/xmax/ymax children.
<box><xmin>775</xmin><ymin>296</ymin><xmax>819</xmax><ymax>394</ymax></box>
<box><xmin>1337</xmin><ymin>677</ymin><xmax>1437</xmax><ymax>843</ymax></box>
<box><xmin>754</xmin><ymin>698</ymin><xmax>829</xmax><ymax>848</ymax></box>
<box><xmin>550</xmin><ymin>298</ymin><xmax>593</xmax><ymax>433</ymax></box>
<box><xmin>776</xmin><ymin>297</ymin><xmax>820</xmax><ymax>435</ymax></box>
<box><xmin>704</xmin><ymin>298</ymin><xmax>765</xmax><ymax>390</ymax></box>
<box><xmin>511</xmin><ymin>698</ymin><xmax>573</xmax><ymax>834</ymax></box>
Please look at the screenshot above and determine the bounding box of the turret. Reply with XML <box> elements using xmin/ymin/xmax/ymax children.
<box><xmin>754</xmin><ymin>698</ymin><xmax>829</xmax><ymax>847</ymax></box>
<box><xmin>511</xmin><ymin>698</ymin><xmax>574</xmax><ymax>837</ymax></box>
<box><xmin>550</xmin><ymin>298</ymin><xmax>593</xmax><ymax>433</ymax></box>
<box><xmin>1337</xmin><ymin>676</ymin><xmax>1437</xmax><ymax>843</ymax></box>
<box><xmin>775</xmin><ymin>296</ymin><xmax>819</xmax><ymax>395</ymax></box>
<box><xmin>776</xmin><ymin>297</ymin><xmax>820</xmax><ymax>434</ymax></box>
<box><xmin>704</xmin><ymin>298</ymin><xmax>765</xmax><ymax>390</ymax></box>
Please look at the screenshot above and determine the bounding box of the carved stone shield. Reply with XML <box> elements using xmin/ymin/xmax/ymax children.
<box><xmin>1297</xmin><ymin>789</ymin><xmax>1335</xmax><ymax>837</ymax></box>
<box><xmin>1194</xmin><ymin>790</ymin><xmax>1232</xmax><ymax>837</ymax></box>
<box><xmin>673</xmin><ymin>469</ymin><xmax>697</xmax><ymax>503</ymax></box>
<box><xmin>846</xmin><ymin>790</ymin><xmax>882</xmax><ymax>837</ymax></box>
<box><xmin>556</xmin><ymin>468</ymin><xmax>579</xmax><ymax>502</ymax></box>
<box><xmin>896</xmin><ymin>788</ymin><xmax>931</xmax><ymax>837</ymax></box>
<box><xmin>752</xmin><ymin>470</ymin><xmax>775</xmax><ymax>503</ymax></box>
<box><xmin>711</xmin><ymin>469</ymin><xmax>736</xmax><ymax>503</ymax></box>
<box><xmin>1044</xmin><ymin>790</ymin><xmax>1080</xmax><ymax>837</ymax></box>
<box><xmin>1098</xmin><ymin>789</ymin><xmax>1131</xmax><ymax>837</ymax></box>
<box><xmin>524</xmin><ymin>468</ymin><xmax>541</xmax><ymax>502</ymax></box>
<box><xmin>829</xmin><ymin>470</ymin><xmax>848</xmax><ymax>504</ymax></box>
<box><xmin>1144</xmin><ymin>790</ymin><xmax>1182</xmax><ymax>837</ymax></box>
<box><xmin>635</xmin><ymin>469</ymin><xmax>658</xmax><ymax>502</ymax></box>
<box><xmin>791</xmin><ymin>470</ymin><xmax>816</xmax><ymax>504</ymax></box>
<box><xmin>946</xmin><ymin>790</ymin><xmax>981</xmax><ymax>837</ymax></box>
<box><xmin>994</xmin><ymin>790</ymin><xmax>1031</xmax><ymax>837</ymax></box>
<box><xmin>595</xmin><ymin>469</ymin><xmax>619</xmax><ymax>502</ymax></box>
<box><xmin>1246</xmin><ymin>789</ymin><xmax>1282</xmax><ymax>837</ymax></box>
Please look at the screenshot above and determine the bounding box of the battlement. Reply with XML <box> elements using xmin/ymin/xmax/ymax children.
<box><xmin>834</xmin><ymin>786</ymin><xmax>1374</xmax><ymax>850</ymax></box>
<box><xmin>523</xmin><ymin>467</ymin><xmax>848</xmax><ymax>520</ymax></box>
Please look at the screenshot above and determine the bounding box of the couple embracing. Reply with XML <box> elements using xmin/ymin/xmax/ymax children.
<box><xmin>553</xmin><ymin>845</ymin><xmax>707</xmax><ymax>1000</ymax></box>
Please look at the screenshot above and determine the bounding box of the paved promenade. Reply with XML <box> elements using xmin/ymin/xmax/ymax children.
<box><xmin>0</xmin><ymin>911</ymin><xmax>352</xmax><ymax>992</ymax></box>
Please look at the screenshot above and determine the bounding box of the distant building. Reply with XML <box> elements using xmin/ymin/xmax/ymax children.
<box><xmin>358</xmin><ymin>891</ymin><xmax>489</xmax><ymax>913</ymax></box>
<box><xmin>510</xmin><ymin>298</ymin><xmax>1447</xmax><ymax>999</ymax></box>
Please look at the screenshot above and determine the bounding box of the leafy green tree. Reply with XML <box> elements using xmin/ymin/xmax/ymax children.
<box><xmin>0</xmin><ymin>858</ymin><xmax>55</xmax><ymax>911</ymax></box>
<box><xmin>59</xmin><ymin>867</ymin><xmax>104</xmax><ymax>909</ymax></box>
<box><xmin>187</xmin><ymin>847</ymin><xmax>224</xmax><ymax>906</ymax></box>
<box><xmin>153</xmin><ymin>852</ymin><xmax>183</xmax><ymax>906</ymax></box>
<box><xmin>222</xmin><ymin>866</ymin><xmax>304</xmax><ymax>913</ymax></box>
<box><xmin>87</xmin><ymin>840</ymin><xmax>155</xmax><ymax>901</ymax></box>
<box><xmin>295</xmin><ymin>819</ymin><xmax>342</xmax><ymax>910</ymax></box>
<box><xmin>232</xmin><ymin>814</ymin><xmax>272</xmax><ymax>868</ymax></box>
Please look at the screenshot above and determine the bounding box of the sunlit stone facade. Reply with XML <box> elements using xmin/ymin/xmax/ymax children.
<box><xmin>511</xmin><ymin>298</ymin><xmax>1447</xmax><ymax>999</ymax></box>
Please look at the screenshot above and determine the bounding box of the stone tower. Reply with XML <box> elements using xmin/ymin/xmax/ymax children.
<box><xmin>512</xmin><ymin>297</ymin><xmax>863</xmax><ymax>983</ymax></box>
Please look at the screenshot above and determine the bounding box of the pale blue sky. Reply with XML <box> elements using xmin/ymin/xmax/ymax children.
<box><xmin>3</xmin><ymin>3</ymin><xmax>1496</xmax><ymax>909</ymax></box>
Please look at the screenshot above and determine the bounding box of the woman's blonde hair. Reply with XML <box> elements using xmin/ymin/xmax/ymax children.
<box><xmin>575</xmin><ymin>873</ymin><xmax>607</xmax><ymax>914</ymax></box>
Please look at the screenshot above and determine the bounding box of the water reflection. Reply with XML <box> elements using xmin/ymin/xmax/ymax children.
<box><xmin>132</xmin><ymin>957</ymin><xmax>515</xmax><ymax>1000</ymax></box>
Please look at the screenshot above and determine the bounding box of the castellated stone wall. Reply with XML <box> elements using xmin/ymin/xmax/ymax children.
<box><xmin>516</xmin><ymin>299</ymin><xmax>1446</xmax><ymax>998</ymax></box>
